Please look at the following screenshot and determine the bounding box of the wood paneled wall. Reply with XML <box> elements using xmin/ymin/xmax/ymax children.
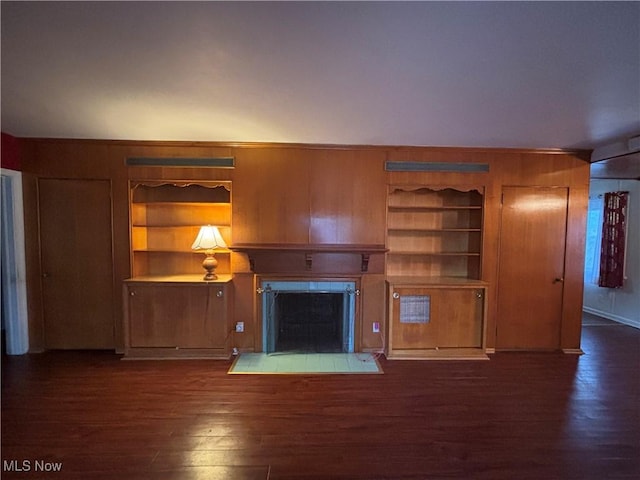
<box><xmin>19</xmin><ymin>139</ymin><xmax>590</xmax><ymax>353</ymax></box>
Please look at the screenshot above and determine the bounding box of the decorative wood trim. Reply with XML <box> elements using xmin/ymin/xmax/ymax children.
<box><xmin>127</xmin><ymin>157</ymin><xmax>235</xmax><ymax>168</ymax></box>
<box><xmin>121</xmin><ymin>347</ymin><xmax>231</xmax><ymax>360</ymax></box>
<box><xmin>386</xmin><ymin>348</ymin><xmax>490</xmax><ymax>360</ymax></box>
<box><xmin>389</xmin><ymin>184</ymin><xmax>484</xmax><ymax>194</ymax></box>
<box><xmin>562</xmin><ymin>348</ymin><xmax>585</xmax><ymax>355</ymax></box>
<box><xmin>231</xmin><ymin>243</ymin><xmax>387</xmax><ymax>252</ymax></box>
<box><xmin>130</xmin><ymin>180</ymin><xmax>231</xmax><ymax>191</ymax></box>
<box><xmin>385</xmin><ymin>276</ymin><xmax>489</xmax><ymax>287</ymax></box>
<box><xmin>361</xmin><ymin>253</ymin><xmax>371</xmax><ymax>273</ymax></box>
<box><xmin>231</xmin><ymin>244</ymin><xmax>387</xmax><ymax>273</ymax></box>
<box><xmin>24</xmin><ymin>137</ymin><xmax>592</xmax><ymax>158</ymax></box>
<box><xmin>124</xmin><ymin>274</ymin><xmax>233</xmax><ymax>284</ymax></box>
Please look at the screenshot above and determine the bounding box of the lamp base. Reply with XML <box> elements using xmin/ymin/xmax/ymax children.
<box><xmin>202</xmin><ymin>253</ymin><xmax>218</xmax><ymax>281</ymax></box>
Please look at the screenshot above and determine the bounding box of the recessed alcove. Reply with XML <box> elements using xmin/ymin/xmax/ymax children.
<box><xmin>260</xmin><ymin>280</ymin><xmax>357</xmax><ymax>354</ymax></box>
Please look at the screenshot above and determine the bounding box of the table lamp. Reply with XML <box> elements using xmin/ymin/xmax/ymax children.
<box><xmin>191</xmin><ymin>225</ymin><xmax>227</xmax><ymax>280</ymax></box>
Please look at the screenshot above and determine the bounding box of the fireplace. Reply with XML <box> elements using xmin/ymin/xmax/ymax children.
<box><xmin>261</xmin><ymin>280</ymin><xmax>357</xmax><ymax>354</ymax></box>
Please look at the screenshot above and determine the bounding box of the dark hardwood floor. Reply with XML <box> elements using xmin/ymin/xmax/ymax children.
<box><xmin>2</xmin><ymin>321</ymin><xmax>638</xmax><ymax>480</ymax></box>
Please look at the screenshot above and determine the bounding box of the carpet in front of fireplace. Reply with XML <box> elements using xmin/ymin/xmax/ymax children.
<box><xmin>228</xmin><ymin>352</ymin><xmax>383</xmax><ymax>374</ymax></box>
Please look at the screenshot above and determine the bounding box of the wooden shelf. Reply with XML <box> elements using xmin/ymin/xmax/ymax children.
<box><xmin>386</xmin><ymin>276</ymin><xmax>488</xmax><ymax>286</ymax></box>
<box><xmin>389</xmin><ymin>251</ymin><xmax>481</xmax><ymax>256</ymax></box>
<box><xmin>129</xmin><ymin>181</ymin><xmax>232</xmax><ymax>278</ymax></box>
<box><xmin>386</xmin><ymin>186</ymin><xmax>484</xmax><ymax>279</ymax></box>
<box><xmin>231</xmin><ymin>243</ymin><xmax>386</xmax><ymax>253</ymax></box>
<box><xmin>388</xmin><ymin>205</ymin><xmax>482</xmax><ymax>211</ymax></box>
<box><xmin>388</xmin><ymin>228</ymin><xmax>481</xmax><ymax>232</ymax></box>
<box><xmin>132</xmin><ymin>223</ymin><xmax>231</xmax><ymax>228</ymax></box>
<box><xmin>125</xmin><ymin>274</ymin><xmax>233</xmax><ymax>284</ymax></box>
<box><xmin>230</xmin><ymin>243</ymin><xmax>387</xmax><ymax>272</ymax></box>
<box><xmin>132</xmin><ymin>201</ymin><xmax>231</xmax><ymax>207</ymax></box>
<box><xmin>132</xmin><ymin>248</ymin><xmax>232</xmax><ymax>254</ymax></box>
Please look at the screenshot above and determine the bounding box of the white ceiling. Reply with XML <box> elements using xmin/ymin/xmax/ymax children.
<box><xmin>1</xmin><ymin>1</ymin><xmax>639</xmax><ymax>150</ymax></box>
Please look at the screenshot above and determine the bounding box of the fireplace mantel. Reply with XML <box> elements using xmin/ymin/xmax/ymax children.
<box><xmin>230</xmin><ymin>243</ymin><xmax>387</xmax><ymax>273</ymax></box>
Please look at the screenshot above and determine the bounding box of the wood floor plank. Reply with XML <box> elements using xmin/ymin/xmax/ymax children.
<box><xmin>2</xmin><ymin>321</ymin><xmax>639</xmax><ymax>479</ymax></box>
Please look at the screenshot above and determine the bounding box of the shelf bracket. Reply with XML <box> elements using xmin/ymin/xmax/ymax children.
<box><xmin>361</xmin><ymin>253</ymin><xmax>371</xmax><ymax>272</ymax></box>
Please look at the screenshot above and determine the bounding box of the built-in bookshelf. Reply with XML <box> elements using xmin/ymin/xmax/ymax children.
<box><xmin>129</xmin><ymin>181</ymin><xmax>232</xmax><ymax>278</ymax></box>
<box><xmin>386</xmin><ymin>186</ymin><xmax>483</xmax><ymax>279</ymax></box>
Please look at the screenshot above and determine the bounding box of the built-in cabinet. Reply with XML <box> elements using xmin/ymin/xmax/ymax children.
<box><xmin>386</xmin><ymin>278</ymin><xmax>487</xmax><ymax>359</ymax></box>
<box><xmin>123</xmin><ymin>276</ymin><xmax>233</xmax><ymax>359</ymax></box>
<box><xmin>386</xmin><ymin>186</ymin><xmax>488</xmax><ymax>359</ymax></box>
<box><xmin>123</xmin><ymin>181</ymin><xmax>234</xmax><ymax>359</ymax></box>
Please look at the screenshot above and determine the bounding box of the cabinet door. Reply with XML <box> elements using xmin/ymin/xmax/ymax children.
<box><xmin>390</xmin><ymin>287</ymin><xmax>484</xmax><ymax>351</ymax></box>
<box><xmin>128</xmin><ymin>284</ymin><xmax>227</xmax><ymax>349</ymax></box>
<box><xmin>390</xmin><ymin>287</ymin><xmax>439</xmax><ymax>350</ymax></box>
<box><xmin>436</xmin><ymin>289</ymin><xmax>483</xmax><ymax>348</ymax></box>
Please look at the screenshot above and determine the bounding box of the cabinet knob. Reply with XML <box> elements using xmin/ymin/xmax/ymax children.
<box><xmin>216</xmin><ymin>290</ymin><xmax>224</xmax><ymax>298</ymax></box>
<box><xmin>392</xmin><ymin>292</ymin><xmax>400</xmax><ymax>299</ymax></box>
<box><xmin>553</xmin><ymin>277</ymin><xmax>564</xmax><ymax>284</ymax></box>
<box><xmin>130</xmin><ymin>291</ymin><xmax>135</xmax><ymax>296</ymax></box>
<box><xmin>476</xmin><ymin>291</ymin><xmax>483</xmax><ymax>299</ymax></box>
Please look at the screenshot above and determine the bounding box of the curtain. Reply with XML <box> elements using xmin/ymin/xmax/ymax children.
<box><xmin>598</xmin><ymin>191</ymin><xmax>629</xmax><ymax>288</ymax></box>
<box><xmin>584</xmin><ymin>195</ymin><xmax>604</xmax><ymax>284</ymax></box>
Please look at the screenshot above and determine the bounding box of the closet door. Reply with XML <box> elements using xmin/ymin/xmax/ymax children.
<box><xmin>496</xmin><ymin>187</ymin><xmax>568</xmax><ymax>350</ymax></box>
<box><xmin>39</xmin><ymin>179</ymin><xmax>115</xmax><ymax>349</ymax></box>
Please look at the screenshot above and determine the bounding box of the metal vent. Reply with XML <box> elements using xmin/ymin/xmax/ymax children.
<box><xmin>385</xmin><ymin>161</ymin><xmax>489</xmax><ymax>173</ymax></box>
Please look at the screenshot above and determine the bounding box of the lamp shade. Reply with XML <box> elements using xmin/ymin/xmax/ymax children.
<box><xmin>191</xmin><ymin>225</ymin><xmax>227</xmax><ymax>251</ymax></box>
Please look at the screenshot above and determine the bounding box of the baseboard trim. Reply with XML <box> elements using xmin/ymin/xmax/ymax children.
<box><xmin>583</xmin><ymin>306</ymin><xmax>640</xmax><ymax>329</ymax></box>
<box><xmin>562</xmin><ymin>348</ymin><xmax>585</xmax><ymax>355</ymax></box>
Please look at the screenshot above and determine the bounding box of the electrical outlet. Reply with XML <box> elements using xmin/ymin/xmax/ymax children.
<box><xmin>235</xmin><ymin>322</ymin><xmax>244</xmax><ymax>333</ymax></box>
<box><xmin>372</xmin><ymin>322</ymin><xmax>380</xmax><ymax>333</ymax></box>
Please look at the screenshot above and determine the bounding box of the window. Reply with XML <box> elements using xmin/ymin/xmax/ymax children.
<box><xmin>598</xmin><ymin>191</ymin><xmax>629</xmax><ymax>288</ymax></box>
<box><xmin>584</xmin><ymin>195</ymin><xmax>604</xmax><ymax>284</ymax></box>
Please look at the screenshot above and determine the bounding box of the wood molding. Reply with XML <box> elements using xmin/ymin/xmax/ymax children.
<box><xmin>231</xmin><ymin>244</ymin><xmax>387</xmax><ymax>273</ymax></box>
<box><xmin>562</xmin><ymin>348</ymin><xmax>585</xmax><ymax>355</ymax></box>
<box><xmin>22</xmin><ymin>136</ymin><xmax>592</xmax><ymax>157</ymax></box>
